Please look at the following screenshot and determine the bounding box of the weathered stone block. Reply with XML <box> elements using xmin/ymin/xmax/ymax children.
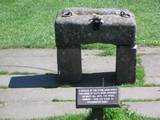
<box><xmin>55</xmin><ymin>7</ymin><xmax>136</xmax><ymax>84</ymax></box>
<box><xmin>57</xmin><ymin>47</ymin><xmax>82</xmax><ymax>83</ymax></box>
<box><xmin>55</xmin><ymin>7</ymin><xmax>136</xmax><ymax>48</ymax></box>
<box><xmin>116</xmin><ymin>45</ymin><xmax>137</xmax><ymax>84</ymax></box>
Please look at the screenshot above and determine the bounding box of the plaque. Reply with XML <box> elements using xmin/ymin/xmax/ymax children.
<box><xmin>76</xmin><ymin>87</ymin><xmax>120</xmax><ymax>108</ymax></box>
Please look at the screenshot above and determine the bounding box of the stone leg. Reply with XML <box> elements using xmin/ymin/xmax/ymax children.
<box><xmin>57</xmin><ymin>47</ymin><xmax>82</xmax><ymax>83</ymax></box>
<box><xmin>116</xmin><ymin>45</ymin><xmax>137</xmax><ymax>84</ymax></box>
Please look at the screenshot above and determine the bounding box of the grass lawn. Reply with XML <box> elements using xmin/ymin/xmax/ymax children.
<box><xmin>0</xmin><ymin>0</ymin><xmax>160</xmax><ymax>48</ymax></box>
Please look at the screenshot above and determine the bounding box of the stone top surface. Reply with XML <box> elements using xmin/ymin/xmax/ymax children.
<box><xmin>56</xmin><ymin>7</ymin><xmax>136</xmax><ymax>26</ymax></box>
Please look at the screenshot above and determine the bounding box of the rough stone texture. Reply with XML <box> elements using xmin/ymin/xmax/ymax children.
<box><xmin>55</xmin><ymin>8</ymin><xmax>136</xmax><ymax>46</ymax></box>
<box><xmin>116</xmin><ymin>45</ymin><xmax>137</xmax><ymax>84</ymax></box>
<box><xmin>55</xmin><ymin>7</ymin><xmax>136</xmax><ymax>83</ymax></box>
<box><xmin>57</xmin><ymin>48</ymin><xmax>82</xmax><ymax>83</ymax></box>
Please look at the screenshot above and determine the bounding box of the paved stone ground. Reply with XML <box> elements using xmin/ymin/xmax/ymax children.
<box><xmin>0</xmin><ymin>47</ymin><xmax>160</xmax><ymax>119</ymax></box>
<box><xmin>139</xmin><ymin>47</ymin><xmax>160</xmax><ymax>85</ymax></box>
<box><xmin>0</xmin><ymin>101</ymin><xmax>87</xmax><ymax>119</ymax></box>
<box><xmin>1</xmin><ymin>47</ymin><xmax>160</xmax><ymax>86</ymax></box>
<box><xmin>0</xmin><ymin>49</ymin><xmax>115</xmax><ymax>74</ymax></box>
<box><xmin>126</xmin><ymin>101</ymin><xmax>160</xmax><ymax>118</ymax></box>
<box><xmin>0</xmin><ymin>87</ymin><xmax>160</xmax><ymax>119</ymax></box>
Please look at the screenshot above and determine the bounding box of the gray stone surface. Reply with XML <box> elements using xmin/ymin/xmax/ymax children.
<box><xmin>120</xmin><ymin>87</ymin><xmax>160</xmax><ymax>100</ymax></box>
<box><xmin>55</xmin><ymin>7</ymin><xmax>136</xmax><ymax>83</ymax></box>
<box><xmin>0</xmin><ymin>87</ymin><xmax>160</xmax><ymax>102</ymax></box>
<box><xmin>0</xmin><ymin>75</ymin><xmax>11</xmax><ymax>87</ymax></box>
<box><xmin>82</xmin><ymin>55</ymin><xmax>116</xmax><ymax>73</ymax></box>
<box><xmin>1</xmin><ymin>47</ymin><xmax>160</xmax><ymax>85</ymax></box>
<box><xmin>0</xmin><ymin>88</ymin><xmax>88</xmax><ymax>119</ymax></box>
<box><xmin>0</xmin><ymin>101</ymin><xmax>88</xmax><ymax>119</ymax></box>
<box><xmin>140</xmin><ymin>47</ymin><xmax>160</xmax><ymax>85</ymax></box>
<box><xmin>0</xmin><ymin>49</ymin><xmax>57</xmax><ymax>74</ymax></box>
<box><xmin>0</xmin><ymin>47</ymin><xmax>160</xmax><ymax>118</ymax></box>
<box><xmin>0</xmin><ymin>49</ymin><xmax>115</xmax><ymax>74</ymax></box>
<box><xmin>55</xmin><ymin>7</ymin><xmax>136</xmax><ymax>46</ymax></box>
<box><xmin>0</xmin><ymin>47</ymin><xmax>160</xmax><ymax>85</ymax></box>
<box><xmin>138</xmin><ymin>46</ymin><xmax>160</xmax><ymax>55</ymax></box>
<box><xmin>142</xmin><ymin>55</ymin><xmax>160</xmax><ymax>84</ymax></box>
<box><xmin>57</xmin><ymin>48</ymin><xmax>82</xmax><ymax>83</ymax></box>
<box><xmin>0</xmin><ymin>88</ymin><xmax>75</xmax><ymax>102</ymax></box>
<box><xmin>0</xmin><ymin>87</ymin><xmax>160</xmax><ymax>119</ymax></box>
<box><xmin>126</xmin><ymin>101</ymin><xmax>160</xmax><ymax>118</ymax></box>
<box><xmin>116</xmin><ymin>45</ymin><xmax>136</xmax><ymax>84</ymax></box>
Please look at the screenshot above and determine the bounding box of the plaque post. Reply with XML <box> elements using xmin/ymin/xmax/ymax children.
<box><xmin>90</xmin><ymin>108</ymin><xmax>105</xmax><ymax>120</ymax></box>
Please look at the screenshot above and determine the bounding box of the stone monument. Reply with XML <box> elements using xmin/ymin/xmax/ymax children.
<box><xmin>55</xmin><ymin>7</ymin><xmax>136</xmax><ymax>85</ymax></box>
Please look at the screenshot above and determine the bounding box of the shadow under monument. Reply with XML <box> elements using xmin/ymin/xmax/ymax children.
<box><xmin>73</xmin><ymin>72</ymin><xmax>116</xmax><ymax>87</ymax></box>
<box><xmin>8</xmin><ymin>72</ymin><xmax>116</xmax><ymax>88</ymax></box>
<box><xmin>9</xmin><ymin>74</ymin><xmax>59</xmax><ymax>88</ymax></box>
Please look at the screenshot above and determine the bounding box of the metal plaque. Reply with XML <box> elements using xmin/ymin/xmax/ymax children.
<box><xmin>76</xmin><ymin>87</ymin><xmax>120</xmax><ymax>108</ymax></box>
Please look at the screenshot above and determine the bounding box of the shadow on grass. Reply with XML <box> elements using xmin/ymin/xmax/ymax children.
<box><xmin>8</xmin><ymin>72</ymin><xmax>116</xmax><ymax>88</ymax></box>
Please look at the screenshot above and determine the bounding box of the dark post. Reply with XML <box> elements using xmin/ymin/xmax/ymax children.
<box><xmin>89</xmin><ymin>108</ymin><xmax>105</xmax><ymax>120</ymax></box>
<box><xmin>57</xmin><ymin>47</ymin><xmax>82</xmax><ymax>83</ymax></box>
<box><xmin>116</xmin><ymin>45</ymin><xmax>137</xmax><ymax>84</ymax></box>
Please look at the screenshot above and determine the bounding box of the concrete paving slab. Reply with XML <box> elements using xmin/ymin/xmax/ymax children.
<box><xmin>0</xmin><ymin>47</ymin><xmax>160</xmax><ymax>119</ymax></box>
<box><xmin>82</xmin><ymin>56</ymin><xmax>115</xmax><ymax>73</ymax></box>
<box><xmin>139</xmin><ymin>47</ymin><xmax>160</xmax><ymax>55</ymax></box>
<box><xmin>0</xmin><ymin>101</ymin><xmax>88</xmax><ymax>119</ymax></box>
<box><xmin>0</xmin><ymin>49</ymin><xmax>115</xmax><ymax>74</ymax></box>
<box><xmin>1</xmin><ymin>47</ymin><xmax>160</xmax><ymax>85</ymax></box>
<box><xmin>0</xmin><ymin>75</ymin><xmax>11</xmax><ymax>87</ymax></box>
<box><xmin>120</xmin><ymin>87</ymin><xmax>160</xmax><ymax>100</ymax></box>
<box><xmin>126</xmin><ymin>101</ymin><xmax>160</xmax><ymax>118</ymax></box>
<box><xmin>0</xmin><ymin>49</ymin><xmax>57</xmax><ymax>73</ymax></box>
<box><xmin>142</xmin><ymin>55</ymin><xmax>160</xmax><ymax>84</ymax></box>
<box><xmin>0</xmin><ymin>88</ymin><xmax>75</xmax><ymax>102</ymax></box>
<box><xmin>137</xmin><ymin>47</ymin><xmax>160</xmax><ymax>85</ymax></box>
<box><xmin>0</xmin><ymin>87</ymin><xmax>160</xmax><ymax>102</ymax></box>
<box><xmin>0</xmin><ymin>87</ymin><xmax>160</xmax><ymax>119</ymax></box>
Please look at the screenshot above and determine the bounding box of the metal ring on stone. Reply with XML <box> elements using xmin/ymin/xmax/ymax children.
<box><xmin>120</xmin><ymin>11</ymin><xmax>130</xmax><ymax>18</ymax></box>
<box><xmin>61</xmin><ymin>10</ymin><xmax>72</xmax><ymax>17</ymax></box>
